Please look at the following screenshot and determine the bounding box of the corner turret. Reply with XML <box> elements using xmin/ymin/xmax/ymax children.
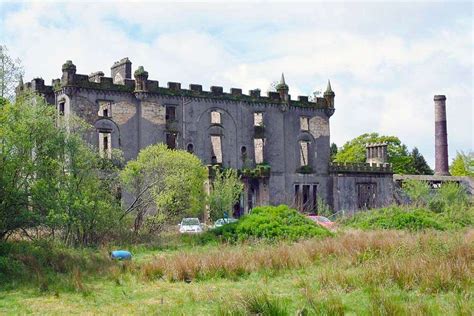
<box><xmin>323</xmin><ymin>80</ymin><xmax>335</xmax><ymax>108</ymax></box>
<box><xmin>276</xmin><ymin>73</ymin><xmax>289</xmax><ymax>102</ymax></box>
<box><xmin>61</xmin><ymin>60</ymin><xmax>76</xmax><ymax>85</ymax></box>
<box><xmin>134</xmin><ymin>66</ymin><xmax>149</xmax><ymax>92</ymax></box>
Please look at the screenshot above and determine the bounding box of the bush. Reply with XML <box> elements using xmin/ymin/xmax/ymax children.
<box><xmin>211</xmin><ymin>205</ymin><xmax>332</xmax><ymax>241</ymax></box>
<box><xmin>342</xmin><ymin>206</ymin><xmax>447</xmax><ymax>231</ymax></box>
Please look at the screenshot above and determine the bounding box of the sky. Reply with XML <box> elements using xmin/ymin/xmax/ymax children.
<box><xmin>1</xmin><ymin>0</ymin><xmax>472</xmax><ymax>168</ymax></box>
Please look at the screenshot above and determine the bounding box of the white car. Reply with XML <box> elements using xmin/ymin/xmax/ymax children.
<box><xmin>179</xmin><ymin>218</ymin><xmax>203</xmax><ymax>234</ymax></box>
<box><xmin>213</xmin><ymin>218</ymin><xmax>238</xmax><ymax>228</ymax></box>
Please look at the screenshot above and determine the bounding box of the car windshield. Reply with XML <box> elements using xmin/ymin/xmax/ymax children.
<box><xmin>182</xmin><ymin>218</ymin><xmax>200</xmax><ymax>226</ymax></box>
<box><xmin>316</xmin><ymin>216</ymin><xmax>330</xmax><ymax>223</ymax></box>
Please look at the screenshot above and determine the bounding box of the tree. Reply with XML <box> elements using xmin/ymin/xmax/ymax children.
<box><xmin>120</xmin><ymin>144</ymin><xmax>206</xmax><ymax>233</ymax></box>
<box><xmin>450</xmin><ymin>152</ymin><xmax>474</xmax><ymax>177</ymax></box>
<box><xmin>334</xmin><ymin>133</ymin><xmax>416</xmax><ymax>174</ymax></box>
<box><xmin>0</xmin><ymin>92</ymin><xmax>121</xmax><ymax>244</ymax></box>
<box><xmin>208</xmin><ymin>167</ymin><xmax>244</xmax><ymax>221</ymax></box>
<box><xmin>410</xmin><ymin>147</ymin><xmax>433</xmax><ymax>175</ymax></box>
<box><xmin>0</xmin><ymin>45</ymin><xmax>24</xmax><ymax>100</ymax></box>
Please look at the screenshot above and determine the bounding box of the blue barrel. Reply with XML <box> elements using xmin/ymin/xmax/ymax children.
<box><xmin>111</xmin><ymin>250</ymin><xmax>132</xmax><ymax>260</ymax></box>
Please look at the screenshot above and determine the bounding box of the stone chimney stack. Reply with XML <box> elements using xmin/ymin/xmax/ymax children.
<box><xmin>434</xmin><ymin>95</ymin><xmax>450</xmax><ymax>175</ymax></box>
<box><xmin>366</xmin><ymin>142</ymin><xmax>388</xmax><ymax>166</ymax></box>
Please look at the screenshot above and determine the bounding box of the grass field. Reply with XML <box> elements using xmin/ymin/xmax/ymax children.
<box><xmin>1</xmin><ymin>229</ymin><xmax>472</xmax><ymax>315</ymax></box>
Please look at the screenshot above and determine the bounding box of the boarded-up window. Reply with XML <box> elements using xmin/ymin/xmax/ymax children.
<box><xmin>299</xmin><ymin>141</ymin><xmax>309</xmax><ymax>166</ymax></box>
<box><xmin>166</xmin><ymin>106</ymin><xmax>176</xmax><ymax>121</ymax></box>
<box><xmin>211</xmin><ymin>111</ymin><xmax>221</xmax><ymax>124</ymax></box>
<box><xmin>211</xmin><ymin>135</ymin><xmax>222</xmax><ymax>163</ymax></box>
<box><xmin>254</xmin><ymin>138</ymin><xmax>264</xmax><ymax>164</ymax></box>
<box><xmin>254</xmin><ymin>112</ymin><xmax>263</xmax><ymax>126</ymax></box>
<box><xmin>99</xmin><ymin>132</ymin><xmax>111</xmax><ymax>158</ymax></box>
<box><xmin>300</xmin><ymin>116</ymin><xmax>309</xmax><ymax>131</ymax></box>
<box><xmin>98</xmin><ymin>101</ymin><xmax>112</xmax><ymax>117</ymax></box>
<box><xmin>357</xmin><ymin>183</ymin><xmax>377</xmax><ymax>209</ymax></box>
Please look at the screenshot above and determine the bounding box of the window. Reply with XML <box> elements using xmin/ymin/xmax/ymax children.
<box><xmin>98</xmin><ymin>101</ymin><xmax>112</xmax><ymax>117</ymax></box>
<box><xmin>187</xmin><ymin>143</ymin><xmax>194</xmax><ymax>153</ymax></box>
<box><xmin>300</xmin><ymin>116</ymin><xmax>309</xmax><ymax>131</ymax></box>
<box><xmin>211</xmin><ymin>135</ymin><xmax>222</xmax><ymax>163</ymax></box>
<box><xmin>99</xmin><ymin>132</ymin><xmax>111</xmax><ymax>158</ymax></box>
<box><xmin>294</xmin><ymin>184</ymin><xmax>318</xmax><ymax>213</ymax></box>
<box><xmin>254</xmin><ymin>138</ymin><xmax>265</xmax><ymax>164</ymax></box>
<box><xmin>166</xmin><ymin>106</ymin><xmax>176</xmax><ymax>121</ymax></box>
<box><xmin>254</xmin><ymin>112</ymin><xmax>263</xmax><ymax>126</ymax></box>
<box><xmin>357</xmin><ymin>183</ymin><xmax>377</xmax><ymax>209</ymax></box>
<box><xmin>211</xmin><ymin>111</ymin><xmax>221</xmax><ymax>124</ymax></box>
<box><xmin>58</xmin><ymin>102</ymin><xmax>65</xmax><ymax>116</ymax></box>
<box><xmin>166</xmin><ymin>133</ymin><xmax>177</xmax><ymax>149</ymax></box>
<box><xmin>299</xmin><ymin>141</ymin><xmax>309</xmax><ymax>166</ymax></box>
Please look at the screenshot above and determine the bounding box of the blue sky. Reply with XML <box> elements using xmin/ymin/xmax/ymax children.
<box><xmin>1</xmin><ymin>1</ymin><xmax>472</xmax><ymax>167</ymax></box>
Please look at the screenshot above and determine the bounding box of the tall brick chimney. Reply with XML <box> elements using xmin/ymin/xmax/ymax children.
<box><xmin>434</xmin><ymin>95</ymin><xmax>450</xmax><ymax>176</ymax></box>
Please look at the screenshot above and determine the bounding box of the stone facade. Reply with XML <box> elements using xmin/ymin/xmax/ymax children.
<box><xmin>21</xmin><ymin>58</ymin><xmax>396</xmax><ymax>215</ymax></box>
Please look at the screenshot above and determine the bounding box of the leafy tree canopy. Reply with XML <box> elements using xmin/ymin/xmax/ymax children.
<box><xmin>120</xmin><ymin>144</ymin><xmax>207</xmax><ymax>233</ymax></box>
<box><xmin>334</xmin><ymin>133</ymin><xmax>416</xmax><ymax>174</ymax></box>
<box><xmin>450</xmin><ymin>152</ymin><xmax>474</xmax><ymax>177</ymax></box>
<box><xmin>208</xmin><ymin>167</ymin><xmax>244</xmax><ymax>221</ymax></box>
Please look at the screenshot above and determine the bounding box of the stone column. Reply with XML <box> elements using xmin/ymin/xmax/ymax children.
<box><xmin>434</xmin><ymin>95</ymin><xmax>450</xmax><ymax>175</ymax></box>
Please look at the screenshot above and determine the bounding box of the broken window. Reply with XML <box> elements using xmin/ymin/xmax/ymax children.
<box><xmin>254</xmin><ymin>138</ymin><xmax>265</xmax><ymax>164</ymax></box>
<box><xmin>211</xmin><ymin>135</ymin><xmax>222</xmax><ymax>163</ymax></box>
<box><xmin>295</xmin><ymin>183</ymin><xmax>318</xmax><ymax>212</ymax></box>
<box><xmin>187</xmin><ymin>143</ymin><xmax>194</xmax><ymax>153</ymax></box>
<box><xmin>166</xmin><ymin>133</ymin><xmax>177</xmax><ymax>149</ymax></box>
<box><xmin>211</xmin><ymin>111</ymin><xmax>221</xmax><ymax>124</ymax></box>
<box><xmin>254</xmin><ymin>112</ymin><xmax>263</xmax><ymax>126</ymax></box>
<box><xmin>98</xmin><ymin>101</ymin><xmax>112</xmax><ymax>117</ymax></box>
<box><xmin>300</xmin><ymin>116</ymin><xmax>309</xmax><ymax>131</ymax></box>
<box><xmin>299</xmin><ymin>141</ymin><xmax>309</xmax><ymax>166</ymax></box>
<box><xmin>59</xmin><ymin>102</ymin><xmax>65</xmax><ymax>116</ymax></box>
<box><xmin>99</xmin><ymin>131</ymin><xmax>112</xmax><ymax>158</ymax></box>
<box><xmin>166</xmin><ymin>106</ymin><xmax>176</xmax><ymax>121</ymax></box>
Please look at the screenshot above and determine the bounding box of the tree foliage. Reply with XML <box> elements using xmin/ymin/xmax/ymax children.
<box><xmin>0</xmin><ymin>45</ymin><xmax>24</xmax><ymax>100</ymax></box>
<box><xmin>334</xmin><ymin>133</ymin><xmax>432</xmax><ymax>174</ymax></box>
<box><xmin>0</xmin><ymin>93</ymin><xmax>121</xmax><ymax>245</ymax></box>
<box><xmin>208</xmin><ymin>167</ymin><xmax>244</xmax><ymax>221</ymax></box>
<box><xmin>450</xmin><ymin>152</ymin><xmax>474</xmax><ymax>177</ymax></box>
<box><xmin>120</xmin><ymin>144</ymin><xmax>206</xmax><ymax>233</ymax></box>
<box><xmin>410</xmin><ymin>147</ymin><xmax>433</xmax><ymax>175</ymax></box>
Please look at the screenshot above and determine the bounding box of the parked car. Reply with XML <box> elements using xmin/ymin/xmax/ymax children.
<box><xmin>179</xmin><ymin>218</ymin><xmax>203</xmax><ymax>233</ymax></box>
<box><xmin>306</xmin><ymin>215</ymin><xmax>336</xmax><ymax>230</ymax></box>
<box><xmin>213</xmin><ymin>218</ymin><xmax>238</xmax><ymax>228</ymax></box>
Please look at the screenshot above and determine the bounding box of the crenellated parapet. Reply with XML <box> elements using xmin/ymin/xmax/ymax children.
<box><xmin>42</xmin><ymin>59</ymin><xmax>334</xmax><ymax>109</ymax></box>
<box><xmin>329</xmin><ymin>162</ymin><xmax>393</xmax><ymax>174</ymax></box>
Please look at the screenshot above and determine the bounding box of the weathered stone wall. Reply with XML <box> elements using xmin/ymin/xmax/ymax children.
<box><xmin>330</xmin><ymin>174</ymin><xmax>394</xmax><ymax>214</ymax></box>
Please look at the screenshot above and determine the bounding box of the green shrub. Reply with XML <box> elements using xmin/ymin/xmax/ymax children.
<box><xmin>342</xmin><ymin>206</ymin><xmax>446</xmax><ymax>231</ymax></box>
<box><xmin>402</xmin><ymin>179</ymin><xmax>431</xmax><ymax>206</ymax></box>
<box><xmin>211</xmin><ymin>205</ymin><xmax>332</xmax><ymax>241</ymax></box>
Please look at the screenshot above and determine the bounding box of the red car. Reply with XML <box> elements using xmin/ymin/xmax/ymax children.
<box><xmin>306</xmin><ymin>215</ymin><xmax>336</xmax><ymax>230</ymax></box>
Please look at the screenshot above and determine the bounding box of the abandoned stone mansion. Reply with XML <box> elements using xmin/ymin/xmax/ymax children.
<box><xmin>20</xmin><ymin>57</ymin><xmax>398</xmax><ymax>215</ymax></box>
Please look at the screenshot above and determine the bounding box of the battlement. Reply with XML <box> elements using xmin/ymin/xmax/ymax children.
<box><xmin>329</xmin><ymin>162</ymin><xmax>393</xmax><ymax>174</ymax></box>
<box><xmin>22</xmin><ymin>59</ymin><xmax>333</xmax><ymax>110</ymax></box>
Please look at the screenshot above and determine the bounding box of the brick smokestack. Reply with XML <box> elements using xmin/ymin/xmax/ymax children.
<box><xmin>434</xmin><ymin>95</ymin><xmax>450</xmax><ymax>175</ymax></box>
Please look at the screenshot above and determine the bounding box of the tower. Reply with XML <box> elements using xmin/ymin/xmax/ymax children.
<box><xmin>323</xmin><ymin>80</ymin><xmax>335</xmax><ymax>108</ymax></box>
<box><xmin>276</xmin><ymin>73</ymin><xmax>289</xmax><ymax>102</ymax></box>
<box><xmin>434</xmin><ymin>95</ymin><xmax>450</xmax><ymax>176</ymax></box>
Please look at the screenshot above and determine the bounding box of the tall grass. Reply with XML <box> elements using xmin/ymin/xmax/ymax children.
<box><xmin>137</xmin><ymin>230</ymin><xmax>473</xmax><ymax>294</ymax></box>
